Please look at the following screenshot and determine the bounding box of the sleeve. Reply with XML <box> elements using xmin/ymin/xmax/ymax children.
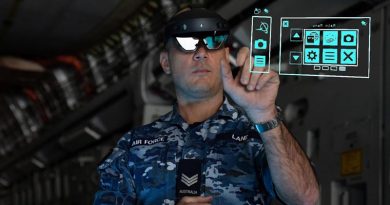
<box><xmin>261</xmin><ymin>159</ymin><xmax>278</xmax><ymax>204</ymax></box>
<box><xmin>93</xmin><ymin>135</ymin><xmax>136</xmax><ymax>205</ymax></box>
<box><xmin>252</xmin><ymin>136</ymin><xmax>277</xmax><ymax>204</ymax></box>
<box><xmin>260</xmin><ymin>153</ymin><xmax>277</xmax><ymax>204</ymax></box>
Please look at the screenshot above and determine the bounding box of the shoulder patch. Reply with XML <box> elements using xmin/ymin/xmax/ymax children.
<box><xmin>130</xmin><ymin>136</ymin><xmax>167</xmax><ymax>147</ymax></box>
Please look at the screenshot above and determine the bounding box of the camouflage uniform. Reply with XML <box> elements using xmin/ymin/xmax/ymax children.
<box><xmin>94</xmin><ymin>97</ymin><xmax>276</xmax><ymax>205</ymax></box>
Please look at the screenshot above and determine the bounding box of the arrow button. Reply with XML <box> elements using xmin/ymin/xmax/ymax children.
<box><xmin>290</xmin><ymin>29</ymin><xmax>303</xmax><ymax>42</ymax></box>
<box><xmin>289</xmin><ymin>51</ymin><xmax>302</xmax><ymax>65</ymax></box>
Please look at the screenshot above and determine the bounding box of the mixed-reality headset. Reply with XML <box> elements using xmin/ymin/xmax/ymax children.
<box><xmin>164</xmin><ymin>8</ymin><xmax>231</xmax><ymax>52</ymax></box>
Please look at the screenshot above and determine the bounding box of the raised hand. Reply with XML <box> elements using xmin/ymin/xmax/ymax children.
<box><xmin>220</xmin><ymin>47</ymin><xmax>280</xmax><ymax>123</ymax></box>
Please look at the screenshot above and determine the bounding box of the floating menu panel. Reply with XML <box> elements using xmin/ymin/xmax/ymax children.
<box><xmin>250</xmin><ymin>16</ymin><xmax>272</xmax><ymax>73</ymax></box>
<box><xmin>279</xmin><ymin>17</ymin><xmax>371</xmax><ymax>78</ymax></box>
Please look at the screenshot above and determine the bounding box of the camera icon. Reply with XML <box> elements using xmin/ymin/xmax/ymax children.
<box><xmin>341</xmin><ymin>30</ymin><xmax>357</xmax><ymax>46</ymax></box>
<box><xmin>254</xmin><ymin>39</ymin><xmax>267</xmax><ymax>49</ymax></box>
<box><xmin>343</xmin><ymin>34</ymin><xmax>354</xmax><ymax>43</ymax></box>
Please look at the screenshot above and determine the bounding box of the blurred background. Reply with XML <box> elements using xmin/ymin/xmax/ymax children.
<box><xmin>0</xmin><ymin>0</ymin><xmax>388</xmax><ymax>204</ymax></box>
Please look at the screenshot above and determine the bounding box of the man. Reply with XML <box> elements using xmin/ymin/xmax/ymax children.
<box><xmin>94</xmin><ymin>7</ymin><xmax>319</xmax><ymax>205</ymax></box>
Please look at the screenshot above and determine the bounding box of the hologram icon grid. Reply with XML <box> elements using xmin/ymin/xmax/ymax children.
<box><xmin>278</xmin><ymin>17</ymin><xmax>371</xmax><ymax>79</ymax></box>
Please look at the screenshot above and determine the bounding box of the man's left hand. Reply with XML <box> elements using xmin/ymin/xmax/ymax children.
<box><xmin>220</xmin><ymin>47</ymin><xmax>280</xmax><ymax>123</ymax></box>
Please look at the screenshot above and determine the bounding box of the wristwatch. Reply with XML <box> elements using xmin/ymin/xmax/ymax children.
<box><xmin>254</xmin><ymin>106</ymin><xmax>283</xmax><ymax>134</ymax></box>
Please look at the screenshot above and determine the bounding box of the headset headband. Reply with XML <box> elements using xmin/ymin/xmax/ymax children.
<box><xmin>164</xmin><ymin>8</ymin><xmax>230</xmax><ymax>42</ymax></box>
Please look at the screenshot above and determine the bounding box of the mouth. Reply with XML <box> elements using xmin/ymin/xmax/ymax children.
<box><xmin>192</xmin><ymin>69</ymin><xmax>211</xmax><ymax>74</ymax></box>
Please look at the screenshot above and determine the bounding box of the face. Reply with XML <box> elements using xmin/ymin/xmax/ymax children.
<box><xmin>160</xmin><ymin>38</ymin><xmax>230</xmax><ymax>101</ymax></box>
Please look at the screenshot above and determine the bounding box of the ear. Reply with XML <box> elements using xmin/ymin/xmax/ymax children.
<box><xmin>160</xmin><ymin>51</ymin><xmax>171</xmax><ymax>74</ymax></box>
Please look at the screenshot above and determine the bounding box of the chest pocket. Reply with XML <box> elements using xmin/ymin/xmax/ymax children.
<box><xmin>205</xmin><ymin>131</ymin><xmax>262</xmax><ymax>198</ymax></box>
<box><xmin>129</xmin><ymin>139</ymin><xmax>178</xmax><ymax>202</ymax></box>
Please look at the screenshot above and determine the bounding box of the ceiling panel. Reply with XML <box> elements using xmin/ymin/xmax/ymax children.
<box><xmin>0</xmin><ymin>0</ymin><xmax>144</xmax><ymax>57</ymax></box>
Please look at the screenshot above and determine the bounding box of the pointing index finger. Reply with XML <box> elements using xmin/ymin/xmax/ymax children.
<box><xmin>236</xmin><ymin>47</ymin><xmax>251</xmax><ymax>85</ymax></box>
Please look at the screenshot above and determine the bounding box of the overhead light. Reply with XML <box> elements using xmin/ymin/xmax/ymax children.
<box><xmin>31</xmin><ymin>157</ymin><xmax>45</xmax><ymax>169</ymax></box>
<box><xmin>84</xmin><ymin>126</ymin><xmax>101</xmax><ymax>140</ymax></box>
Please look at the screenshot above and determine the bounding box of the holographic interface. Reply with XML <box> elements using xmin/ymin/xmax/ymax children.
<box><xmin>278</xmin><ymin>17</ymin><xmax>371</xmax><ymax>78</ymax></box>
<box><xmin>250</xmin><ymin>16</ymin><xmax>272</xmax><ymax>73</ymax></box>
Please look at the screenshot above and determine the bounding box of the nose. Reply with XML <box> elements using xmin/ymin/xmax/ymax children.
<box><xmin>193</xmin><ymin>43</ymin><xmax>208</xmax><ymax>61</ymax></box>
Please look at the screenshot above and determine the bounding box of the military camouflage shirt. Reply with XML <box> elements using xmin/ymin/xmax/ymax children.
<box><xmin>94</xmin><ymin>97</ymin><xmax>276</xmax><ymax>205</ymax></box>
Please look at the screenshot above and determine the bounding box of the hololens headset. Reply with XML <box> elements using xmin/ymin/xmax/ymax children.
<box><xmin>164</xmin><ymin>8</ymin><xmax>230</xmax><ymax>52</ymax></box>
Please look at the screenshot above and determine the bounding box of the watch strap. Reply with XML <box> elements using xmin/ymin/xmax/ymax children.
<box><xmin>254</xmin><ymin>107</ymin><xmax>283</xmax><ymax>134</ymax></box>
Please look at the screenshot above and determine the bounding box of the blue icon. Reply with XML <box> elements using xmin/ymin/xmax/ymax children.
<box><xmin>340</xmin><ymin>49</ymin><xmax>357</xmax><ymax>65</ymax></box>
<box><xmin>290</xmin><ymin>29</ymin><xmax>303</xmax><ymax>42</ymax></box>
<box><xmin>254</xmin><ymin>8</ymin><xmax>261</xmax><ymax>15</ymax></box>
<box><xmin>282</xmin><ymin>20</ymin><xmax>289</xmax><ymax>28</ymax></box>
<box><xmin>254</xmin><ymin>39</ymin><xmax>267</xmax><ymax>49</ymax></box>
<box><xmin>323</xmin><ymin>31</ymin><xmax>338</xmax><ymax>46</ymax></box>
<box><xmin>322</xmin><ymin>48</ymin><xmax>338</xmax><ymax>64</ymax></box>
<box><xmin>289</xmin><ymin>51</ymin><xmax>302</xmax><ymax>65</ymax></box>
<box><xmin>341</xmin><ymin>30</ymin><xmax>357</xmax><ymax>46</ymax></box>
<box><xmin>254</xmin><ymin>55</ymin><xmax>266</xmax><ymax>67</ymax></box>
<box><xmin>304</xmin><ymin>48</ymin><xmax>320</xmax><ymax>64</ymax></box>
<box><xmin>305</xmin><ymin>30</ymin><xmax>320</xmax><ymax>46</ymax></box>
<box><xmin>361</xmin><ymin>21</ymin><xmax>367</xmax><ymax>26</ymax></box>
<box><xmin>256</xmin><ymin>22</ymin><xmax>269</xmax><ymax>34</ymax></box>
<box><xmin>264</xmin><ymin>8</ymin><xmax>269</xmax><ymax>14</ymax></box>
